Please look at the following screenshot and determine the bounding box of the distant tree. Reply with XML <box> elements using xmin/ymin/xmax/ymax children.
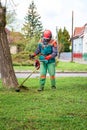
<box><xmin>24</xmin><ymin>35</ymin><xmax>39</xmax><ymax>52</ymax></box>
<box><xmin>58</xmin><ymin>27</ymin><xmax>71</xmax><ymax>57</ymax></box>
<box><xmin>6</xmin><ymin>10</ymin><xmax>16</xmax><ymax>31</ymax></box>
<box><xmin>6</xmin><ymin>11</ymin><xmax>16</xmax><ymax>25</ymax></box>
<box><xmin>62</xmin><ymin>27</ymin><xmax>71</xmax><ymax>52</ymax></box>
<box><xmin>22</xmin><ymin>0</ymin><xmax>43</xmax><ymax>39</ymax></box>
<box><xmin>57</xmin><ymin>28</ymin><xmax>64</xmax><ymax>57</ymax></box>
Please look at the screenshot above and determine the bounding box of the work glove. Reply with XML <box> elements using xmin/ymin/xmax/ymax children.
<box><xmin>39</xmin><ymin>55</ymin><xmax>48</xmax><ymax>64</ymax></box>
<box><xmin>34</xmin><ymin>60</ymin><xmax>40</xmax><ymax>70</ymax></box>
<box><xmin>29</xmin><ymin>54</ymin><xmax>36</xmax><ymax>59</ymax></box>
<box><xmin>45</xmin><ymin>55</ymin><xmax>52</xmax><ymax>60</ymax></box>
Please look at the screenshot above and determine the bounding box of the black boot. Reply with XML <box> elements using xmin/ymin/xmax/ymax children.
<box><xmin>37</xmin><ymin>87</ymin><xmax>44</xmax><ymax>92</ymax></box>
<box><xmin>51</xmin><ymin>86</ymin><xmax>56</xmax><ymax>89</ymax></box>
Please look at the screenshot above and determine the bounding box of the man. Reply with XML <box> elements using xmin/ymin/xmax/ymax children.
<box><xmin>30</xmin><ymin>29</ymin><xmax>58</xmax><ymax>91</ymax></box>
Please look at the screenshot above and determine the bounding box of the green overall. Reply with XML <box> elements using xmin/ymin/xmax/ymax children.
<box><xmin>38</xmin><ymin>43</ymin><xmax>56</xmax><ymax>89</ymax></box>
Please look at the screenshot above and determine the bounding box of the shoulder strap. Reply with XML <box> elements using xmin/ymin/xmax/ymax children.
<box><xmin>49</xmin><ymin>40</ymin><xmax>57</xmax><ymax>47</ymax></box>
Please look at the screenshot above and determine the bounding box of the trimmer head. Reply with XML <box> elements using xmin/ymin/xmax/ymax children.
<box><xmin>15</xmin><ymin>88</ymin><xmax>20</xmax><ymax>92</ymax></box>
<box><xmin>15</xmin><ymin>85</ymin><xmax>29</xmax><ymax>92</ymax></box>
<box><xmin>15</xmin><ymin>65</ymin><xmax>38</xmax><ymax>92</ymax></box>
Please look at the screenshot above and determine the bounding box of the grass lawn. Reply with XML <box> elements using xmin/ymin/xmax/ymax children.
<box><xmin>0</xmin><ymin>77</ymin><xmax>87</xmax><ymax>130</ymax></box>
<box><xmin>13</xmin><ymin>61</ymin><xmax>87</xmax><ymax>72</ymax></box>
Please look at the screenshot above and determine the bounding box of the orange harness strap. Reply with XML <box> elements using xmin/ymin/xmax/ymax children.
<box><xmin>49</xmin><ymin>40</ymin><xmax>57</xmax><ymax>47</ymax></box>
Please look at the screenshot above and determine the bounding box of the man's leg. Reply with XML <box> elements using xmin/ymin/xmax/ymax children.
<box><xmin>47</xmin><ymin>62</ymin><xmax>56</xmax><ymax>89</ymax></box>
<box><xmin>38</xmin><ymin>62</ymin><xmax>47</xmax><ymax>91</ymax></box>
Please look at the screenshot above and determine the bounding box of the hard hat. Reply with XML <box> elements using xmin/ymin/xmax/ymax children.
<box><xmin>43</xmin><ymin>30</ymin><xmax>52</xmax><ymax>40</ymax></box>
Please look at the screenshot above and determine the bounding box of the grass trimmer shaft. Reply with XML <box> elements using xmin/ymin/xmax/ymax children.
<box><xmin>15</xmin><ymin>67</ymin><xmax>38</xmax><ymax>92</ymax></box>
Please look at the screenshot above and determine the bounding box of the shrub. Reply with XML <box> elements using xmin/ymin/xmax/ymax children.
<box><xmin>12</xmin><ymin>51</ymin><xmax>34</xmax><ymax>66</ymax></box>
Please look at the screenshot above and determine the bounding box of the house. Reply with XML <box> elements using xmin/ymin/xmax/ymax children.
<box><xmin>5</xmin><ymin>28</ymin><xmax>25</xmax><ymax>54</ymax></box>
<box><xmin>73</xmin><ymin>23</ymin><xmax>87</xmax><ymax>61</ymax></box>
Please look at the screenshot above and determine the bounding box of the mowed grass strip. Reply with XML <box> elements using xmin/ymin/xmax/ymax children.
<box><xmin>13</xmin><ymin>61</ymin><xmax>87</xmax><ymax>72</ymax></box>
<box><xmin>0</xmin><ymin>77</ymin><xmax>87</xmax><ymax>130</ymax></box>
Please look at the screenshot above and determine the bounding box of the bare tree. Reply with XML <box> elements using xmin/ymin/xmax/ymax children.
<box><xmin>0</xmin><ymin>3</ymin><xmax>18</xmax><ymax>88</ymax></box>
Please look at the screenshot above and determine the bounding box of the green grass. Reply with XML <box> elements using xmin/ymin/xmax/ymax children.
<box><xmin>13</xmin><ymin>61</ymin><xmax>87</xmax><ymax>72</ymax></box>
<box><xmin>14</xmin><ymin>65</ymin><xmax>34</xmax><ymax>71</ymax></box>
<box><xmin>56</xmin><ymin>61</ymin><xmax>87</xmax><ymax>72</ymax></box>
<box><xmin>0</xmin><ymin>77</ymin><xmax>87</xmax><ymax>130</ymax></box>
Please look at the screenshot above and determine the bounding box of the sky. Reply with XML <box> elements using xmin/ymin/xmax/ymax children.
<box><xmin>1</xmin><ymin>0</ymin><xmax>87</xmax><ymax>36</ymax></box>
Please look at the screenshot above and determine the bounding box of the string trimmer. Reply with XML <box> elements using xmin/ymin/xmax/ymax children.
<box><xmin>15</xmin><ymin>60</ymin><xmax>40</xmax><ymax>92</ymax></box>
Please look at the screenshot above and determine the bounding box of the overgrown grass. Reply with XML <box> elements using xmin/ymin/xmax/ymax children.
<box><xmin>13</xmin><ymin>61</ymin><xmax>87</xmax><ymax>72</ymax></box>
<box><xmin>0</xmin><ymin>77</ymin><xmax>87</xmax><ymax>130</ymax></box>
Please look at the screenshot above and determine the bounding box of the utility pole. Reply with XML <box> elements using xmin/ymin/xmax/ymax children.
<box><xmin>71</xmin><ymin>11</ymin><xmax>74</xmax><ymax>62</ymax></box>
<box><xmin>56</xmin><ymin>26</ymin><xmax>59</xmax><ymax>58</ymax></box>
<box><xmin>55</xmin><ymin>26</ymin><xmax>60</xmax><ymax>65</ymax></box>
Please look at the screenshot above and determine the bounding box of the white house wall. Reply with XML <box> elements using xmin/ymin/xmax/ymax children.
<box><xmin>83</xmin><ymin>27</ymin><xmax>87</xmax><ymax>53</ymax></box>
<box><xmin>73</xmin><ymin>37</ymin><xmax>83</xmax><ymax>53</ymax></box>
<box><xmin>10</xmin><ymin>45</ymin><xmax>17</xmax><ymax>54</ymax></box>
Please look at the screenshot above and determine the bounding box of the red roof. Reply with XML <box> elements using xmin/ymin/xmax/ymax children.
<box><xmin>73</xmin><ymin>26</ymin><xmax>85</xmax><ymax>37</ymax></box>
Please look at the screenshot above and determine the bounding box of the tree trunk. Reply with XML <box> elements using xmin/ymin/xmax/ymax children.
<box><xmin>0</xmin><ymin>4</ymin><xmax>18</xmax><ymax>88</ymax></box>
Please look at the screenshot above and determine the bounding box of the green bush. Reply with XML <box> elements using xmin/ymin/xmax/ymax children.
<box><xmin>24</xmin><ymin>37</ymin><xmax>38</xmax><ymax>52</ymax></box>
<box><xmin>12</xmin><ymin>51</ymin><xmax>34</xmax><ymax>66</ymax></box>
<box><xmin>12</xmin><ymin>62</ymin><xmax>21</xmax><ymax>66</ymax></box>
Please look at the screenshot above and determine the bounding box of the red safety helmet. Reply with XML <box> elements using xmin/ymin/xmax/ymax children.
<box><xmin>43</xmin><ymin>30</ymin><xmax>52</xmax><ymax>40</ymax></box>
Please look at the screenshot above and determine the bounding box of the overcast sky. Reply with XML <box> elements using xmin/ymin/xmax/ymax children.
<box><xmin>1</xmin><ymin>0</ymin><xmax>87</xmax><ymax>36</ymax></box>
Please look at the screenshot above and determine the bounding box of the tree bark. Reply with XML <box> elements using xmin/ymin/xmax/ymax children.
<box><xmin>0</xmin><ymin>4</ymin><xmax>18</xmax><ymax>88</ymax></box>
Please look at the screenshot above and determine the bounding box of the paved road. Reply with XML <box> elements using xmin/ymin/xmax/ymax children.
<box><xmin>0</xmin><ymin>72</ymin><xmax>87</xmax><ymax>78</ymax></box>
<box><xmin>15</xmin><ymin>72</ymin><xmax>87</xmax><ymax>78</ymax></box>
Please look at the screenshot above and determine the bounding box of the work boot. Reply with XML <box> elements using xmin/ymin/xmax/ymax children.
<box><xmin>51</xmin><ymin>86</ymin><xmax>56</xmax><ymax>89</ymax></box>
<box><xmin>37</xmin><ymin>87</ymin><xmax>44</xmax><ymax>92</ymax></box>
